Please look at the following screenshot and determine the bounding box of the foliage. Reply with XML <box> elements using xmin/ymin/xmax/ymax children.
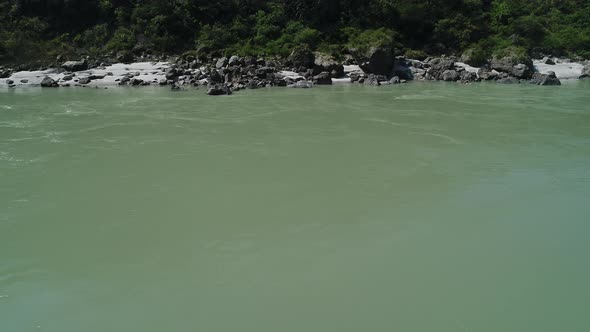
<box><xmin>1</xmin><ymin>0</ymin><xmax>590</xmax><ymax>65</ymax></box>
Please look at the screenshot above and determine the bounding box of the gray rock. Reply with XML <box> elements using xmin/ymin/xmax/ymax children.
<box><xmin>363</xmin><ymin>74</ymin><xmax>381</xmax><ymax>86</ymax></box>
<box><xmin>159</xmin><ymin>78</ymin><xmax>168</xmax><ymax>85</ymax></box>
<box><xmin>392</xmin><ymin>57</ymin><xmax>414</xmax><ymax>80</ymax></box>
<box><xmin>543</xmin><ymin>57</ymin><xmax>556</xmax><ymax>65</ymax></box>
<box><xmin>6</xmin><ymin>79</ymin><xmax>14</xmax><ymax>85</ymax></box>
<box><xmin>512</xmin><ymin>64</ymin><xmax>532</xmax><ymax>79</ymax></box>
<box><xmin>354</xmin><ymin>47</ymin><xmax>394</xmax><ymax>76</ymax></box>
<box><xmin>40</xmin><ymin>76</ymin><xmax>58</xmax><ymax>87</ymax></box>
<box><xmin>491</xmin><ymin>54</ymin><xmax>533</xmax><ymax>78</ymax></box>
<box><xmin>78</xmin><ymin>77</ymin><xmax>92</xmax><ymax>85</ymax></box>
<box><xmin>460</xmin><ymin>71</ymin><xmax>478</xmax><ymax>83</ymax></box>
<box><xmin>477</xmin><ymin>65</ymin><xmax>498</xmax><ymax>80</ymax></box>
<box><xmin>207</xmin><ymin>83</ymin><xmax>232</xmax><ymax>95</ymax></box>
<box><xmin>389</xmin><ymin>76</ymin><xmax>400</xmax><ymax>84</ymax></box>
<box><xmin>312</xmin><ymin>72</ymin><xmax>332</xmax><ymax>85</ymax></box>
<box><xmin>61</xmin><ymin>60</ymin><xmax>88</xmax><ymax>72</ymax></box>
<box><xmin>20</xmin><ymin>79</ymin><xmax>28</xmax><ymax>83</ymax></box>
<box><xmin>442</xmin><ymin>70</ymin><xmax>459</xmax><ymax>81</ymax></box>
<box><xmin>427</xmin><ymin>57</ymin><xmax>455</xmax><ymax>80</ymax></box>
<box><xmin>288</xmin><ymin>47</ymin><xmax>315</xmax><ymax>68</ymax></box>
<box><xmin>209</xmin><ymin>69</ymin><xmax>224</xmax><ymax>84</ymax></box>
<box><xmin>314</xmin><ymin>52</ymin><xmax>344</xmax><ymax>78</ymax></box>
<box><xmin>580</xmin><ymin>64</ymin><xmax>590</xmax><ymax>79</ymax></box>
<box><xmin>130</xmin><ymin>78</ymin><xmax>144</xmax><ymax>86</ymax></box>
<box><xmin>288</xmin><ymin>80</ymin><xmax>313</xmax><ymax>88</ymax></box>
<box><xmin>228</xmin><ymin>55</ymin><xmax>240</xmax><ymax>66</ymax></box>
<box><xmin>215</xmin><ymin>57</ymin><xmax>228</xmax><ymax>69</ymax></box>
<box><xmin>531</xmin><ymin>71</ymin><xmax>561</xmax><ymax>86</ymax></box>
<box><xmin>165</xmin><ymin>68</ymin><xmax>179</xmax><ymax>80</ymax></box>
<box><xmin>0</xmin><ymin>69</ymin><xmax>12</xmax><ymax>78</ymax></box>
<box><xmin>61</xmin><ymin>75</ymin><xmax>73</xmax><ymax>81</ymax></box>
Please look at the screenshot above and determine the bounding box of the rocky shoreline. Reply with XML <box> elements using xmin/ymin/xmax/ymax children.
<box><xmin>1</xmin><ymin>48</ymin><xmax>589</xmax><ymax>95</ymax></box>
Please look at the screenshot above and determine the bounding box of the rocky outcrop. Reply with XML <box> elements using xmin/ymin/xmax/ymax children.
<box><xmin>207</xmin><ymin>83</ymin><xmax>232</xmax><ymax>95</ymax></box>
<box><xmin>353</xmin><ymin>47</ymin><xmax>394</xmax><ymax>76</ymax></box>
<box><xmin>61</xmin><ymin>60</ymin><xmax>88</xmax><ymax>72</ymax></box>
<box><xmin>425</xmin><ymin>57</ymin><xmax>455</xmax><ymax>80</ymax></box>
<box><xmin>78</xmin><ymin>77</ymin><xmax>92</xmax><ymax>84</ymax></box>
<box><xmin>363</xmin><ymin>74</ymin><xmax>381</xmax><ymax>86</ymax></box>
<box><xmin>580</xmin><ymin>64</ymin><xmax>590</xmax><ymax>79</ymax></box>
<box><xmin>312</xmin><ymin>72</ymin><xmax>332</xmax><ymax>85</ymax></box>
<box><xmin>314</xmin><ymin>53</ymin><xmax>344</xmax><ymax>78</ymax></box>
<box><xmin>215</xmin><ymin>57</ymin><xmax>228</xmax><ymax>69</ymax></box>
<box><xmin>477</xmin><ymin>65</ymin><xmax>499</xmax><ymax>80</ymax></box>
<box><xmin>511</xmin><ymin>64</ymin><xmax>532</xmax><ymax>79</ymax></box>
<box><xmin>460</xmin><ymin>71</ymin><xmax>478</xmax><ymax>83</ymax></box>
<box><xmin>531</xmin><ymin>71</ymin><xmax>561</xmax><ymax>86</ymax></box>
<box><xmin>442</xmin><ymin>70</ymin><xmax>459</xmax><ymax>81</ymax></box>
<box><xmin>40</xmin><ymin>76</ymin><xmax>58</xmax><ymax>87</ymax></box>
<box><xmin>288</xmin><ymin>80</ymin><xmax>313</xmax><ymax>88</ymax></box>
<box><xmin>288</xmin><ymin>47</ymin><xmax>315</xmax><ymax>68</ymax></box>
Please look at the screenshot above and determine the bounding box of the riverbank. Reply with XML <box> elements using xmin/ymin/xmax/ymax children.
<box><xmin>1</xmin><ymin>51</ymin><xmax>589</xmax><ymax>95</ymax></box>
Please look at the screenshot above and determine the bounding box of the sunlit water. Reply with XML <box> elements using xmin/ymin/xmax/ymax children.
<box><xmin>1</xmin><ymin>82</ymin><xmax>590</xmax><ymax>332</ymax></box>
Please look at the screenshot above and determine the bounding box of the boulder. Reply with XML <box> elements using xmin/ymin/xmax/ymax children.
<box><xmin>208</xmin><ymin>69</ymin><xmax>224</xmax><ymax>84</ymax></box>
<box><xmin>580</xmin><ymin>64</ymin><xmax>590</xmax><ymax>79</ymax></box>
<box><xmin>392</xmin><ymin>57</ymin><xmax>413</xmax><ymax>80</ymax></box>
<box><xmin>531</xmin><ymin>71</ymin><xmax>561</xmax><ymax>86</ymax></box>
<box><xmin>442</xmin><ymin>70</ymin><xmax>459</xmax><ymax>81</ymax></box>
<box><xmin>389</xmin><ymin>76</ymin><xmax>400</xmax><ymax>84</ymax></box>
<box><xmin>363</xmin><ymin>74</ymin><xmax>381</xmax><ymax>86</ymax></box>
<box><xmin>491</xmin><ymin>54</ymin><xmax>533</xmax><ymax>77</ymax></box>
<box><xmin>78</xmin><ymin>77</ymin><xmax>92</xmax><ymax>85</ymax></box>
<box><xmin>460</xmin><ymin>71</ymin><xmax>478</xmax><ymax>83</ymax></box>
<box><xmin>288</xmin><ymin>80</ymin><xmax>313</xmax><ymax>88</ymax></box>
<box><xmin>207</xmin><ymin>83</ymin><xmax>232</xmax><ymax>95</ymax></box>
<box><xmin>477</xmin><ymin>65</ymin><xmax>499</xmax><ymax>80</ymax></box>
<box><xmin>427</xmin><ymin>57</ymin><xmax>455</xmax><ymax>80</ymax></box>
<box><xmin>542</xmin><ymin>57</ymin><xmax>556</xmax><ymax>65</ymax></box>
<box><xmin>314</xmin><ymin>53</ymin><xmax>344</xmax><ymax>78</ymax></box>
<box><xmin>6</xmin><ymin>79</ymin><xmax>14</xmax><ymax>85</ymax></box>
<box><xmin>354</xmin><ymin>46</ymin><xmax>394</xmax><ymax>76</ymax></box>
<box><xmin>0</xmin><ymin>69</ymin><xmax>12</xmax><ymax>78</ymax></box>
<box><xmin>40</xmin><ymin>76</ymin><xmax>58</xmax><ymax>87</ymax></box>
<box><xmin>61</xmin><ymin>60</ymin><xmax>88</xmax><ymax>72</ymax></box>
<box><xmin>511</xmin><ymin>63</ymin><xmax>532</xmax><ymax>79</ymax></box>
<box><xmin>130</xmin><ymin>78</ymin><xmax>144</xmax><ymax>86</ymax></box>
<box><xmin>165</xmin><ymin>68</ymin><xmax>179</xmax><ymax>80</ymax></box>
<box><xmin>312</xmin><ymin>72</ymin><xmax>332</xmax><ymax>85</ymax></box>
<box><xmin>215</xmin><ymin>57</ymin><xmax>228</xmax><ymax>69</ymax></box>
<box><xmin>288</xmin><ymin>47</ymin><xmax>315</xmax><ymax>68</ymax></box>
<box><xmin>228</xmin><ymin>55</ymin><xmax>241</xmax><ymax>66</ymax></box>
<box><xmin>20</xmin><ymin>79</ymin><xmax>28</xmax><ymax>83</ymax></box>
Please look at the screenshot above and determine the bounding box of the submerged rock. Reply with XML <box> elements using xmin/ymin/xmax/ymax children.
<box><xmin>288</xmin><ymin>80</ymin><xmax>313</xmax><ymax>88</ymax></box>
<box><xmin>207</xmin><ymin>83</ymin><xmax>232</xmax><ymax>95</ymax></box>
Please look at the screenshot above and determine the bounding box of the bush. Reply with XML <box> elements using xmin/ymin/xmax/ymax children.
<box><xmin>106</xmin><ymin>27</ymin><xmax>136</xmax><ymax>51</ymax></box>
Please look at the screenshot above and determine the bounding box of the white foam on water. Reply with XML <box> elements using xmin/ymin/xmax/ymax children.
<box><xmin>455</xmin><ymin>62</ymin><xmax>480</xmax><ymax>74</ymax></box>
<box><xmin>343</xmin><ymin>65</ymin><xmax>362</xmax><ymax>74</ymax></box>
<box><xmin>278</xmin><ymin>71</ymin><xmax>304</xmax><ymax>80</ymax></box>
<box><xmin>534</xmin><ymin>60</ymin><xmax>584</xmax><ymax>79</ymax></box>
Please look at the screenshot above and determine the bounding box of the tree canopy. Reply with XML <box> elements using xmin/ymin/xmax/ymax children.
<box><xmin>1</xmin><ymin>0</ymin><xmax>589</xmax><ymax>64</ymax></box>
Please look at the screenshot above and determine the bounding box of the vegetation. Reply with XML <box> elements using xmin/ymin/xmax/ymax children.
<box><xmin>1</xmin><ymin>0</ymin><xmax>590</xmax><ymax>65</ymax></box>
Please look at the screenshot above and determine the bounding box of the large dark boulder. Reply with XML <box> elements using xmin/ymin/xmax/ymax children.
<box><xmin>353</xmin><ymin>47</ymin><xmax>394</xmax><ymax>76</ymax></box>
<box><xmin>312</xmin><ymin>72</ymin><xmax>332</xmax><ymax>85</ymax></box>
<box><xmin>511</xmin><ymin>63</ymin><xmax>533</xmax><ymax>79</ymax></box>
<box><xmin>542</xmin><ymin>57</ymin><xmax>556</xmax><ymax>65</ymax></box>
<box><xmin>313</xmin><ymin>53</ymin><xmax>344</xmax><ymax>78</ymax></box>
<box><xmin>580</xmin><ymin>64</ymin><xmax>590</xmax><ymax>79</ymax></box>
<box><xmin>61</xmin><ymin>60</ymin><xmax>88</xmax><ymax>72</ymax></box>
<box><xmin>208</xmin><ymin>69</ymin><xmax>224</xmax><ymax>84</ymax></box>
<box><xmin>392</xmin><ymin>57</ymin><xmax>413</xmax><ymax>80</ymax></box>
<box><xmin>531</xmin><ymin>71</ymin><xmax>561</xmax><ymax>86</ymax></box>
<box><xmin>288</xmin><ymin>47</ymin><xmax>315</xmax><ymax>68</ymax></box>
<box><xmin>442</xmin><ymin>70</ymin><xmax>459</xmax><ymax>81</ymax></box>
<box><xmin>427</xmin><ymin>57</ymin><xmax>455</xmax><ymax>80</ymax></box>
<box><xmin>40</xmin><ymin>76</ymin><xmax>58</xmax><ymax>87</ymax></box>
<box><xmin>0</xmin><ymin>68</ymin><xmax>12</xmax><ymax>78</ymax></box>
<box><xmin>460</xmin><ymin>71</ymin><xmax>479</xmax><ymax>83</ymax></box>
<box><xmin>207</xmin><ymin>83</ymin><xmax>232</xmax><ymax>95</ymax></box>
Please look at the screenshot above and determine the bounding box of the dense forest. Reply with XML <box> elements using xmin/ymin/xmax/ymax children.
<box><xmin>1</xmin><ymin>0</ymin><xmax>590</xmax><ymax>65</ymax></box>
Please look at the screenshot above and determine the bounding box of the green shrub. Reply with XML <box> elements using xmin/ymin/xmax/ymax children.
<box><xmin>106</xmin><ymin>27</ymin><xmax>136</xmax><ymax>51</ymax></box>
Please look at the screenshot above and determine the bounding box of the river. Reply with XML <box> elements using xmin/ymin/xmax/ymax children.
<box><xmin>1</xmin><ymin>82</ymin><xmax>590</xmax><ymax>331</ymax></box>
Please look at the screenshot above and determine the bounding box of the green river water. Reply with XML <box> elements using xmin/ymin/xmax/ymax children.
<box><xmin>1</xmin><ymin>82</ymin><xmax>590</xmax><ymax>331</ymax></box>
